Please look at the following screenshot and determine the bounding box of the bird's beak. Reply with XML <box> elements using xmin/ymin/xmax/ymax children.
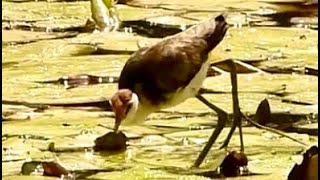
<box><xmin>113</xmin><ymin>107</ymin><xmax>126</xmax><ymax>133</ymax></box>
<box><xmin>113</xmin><ymin>114</ymin><xmax>122</xmax><ymax>133</ymax></box>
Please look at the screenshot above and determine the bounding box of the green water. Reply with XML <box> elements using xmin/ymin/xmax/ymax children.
<box><xmin>2</xmin><ymin>0</ymin><xmax>318</xmax><ymax>179</ymax></box>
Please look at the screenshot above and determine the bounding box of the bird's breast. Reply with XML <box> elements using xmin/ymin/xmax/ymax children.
<box><xmin>161</xmin><ymin>61</ymin><xmax>209</xmax><ymax>108</ymax></box>
<box><xmin>121</xmin><ymin>61</ymin><xmax>209</xmax><ymax>126</ymax></box>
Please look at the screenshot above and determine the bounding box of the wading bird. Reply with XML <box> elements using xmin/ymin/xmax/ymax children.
<box><xmin>110</xmin><ymin>15</ymin><xmax>244</xmax><ymax>167</ymax></box>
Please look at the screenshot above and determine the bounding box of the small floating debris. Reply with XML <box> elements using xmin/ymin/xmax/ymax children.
<box><xmin>219</xmin><ymin>151</ymin><xmax>249</xmax><ymax>177</ymax></box>
<box><xmin>93</xmin><ymin>131</ymin><xmax>127</xmax><ymax>151</ymax></box>
<box><xmin>21</xmin><ymin>161</ymin><xmax>74</xmax><ymax>178</ymax></box>
<box><xmin>196</xmin><ymin>151</ymin><xmax>258</xmax><ymax>178</ymax></box>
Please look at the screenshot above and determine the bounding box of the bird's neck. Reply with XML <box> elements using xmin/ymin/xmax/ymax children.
<box><xmin>122</xmin><ymin>104</ymin><xmax>154</xmax><ymax>125</ymax></box>
<box><xmin>121</xmin><ymin>93</ymin><xmax>156</xmax><ymax>126</ymax></box>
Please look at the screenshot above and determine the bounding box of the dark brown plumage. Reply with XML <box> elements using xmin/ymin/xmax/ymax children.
<box><xmin>119</xmin><ymin>15</ymin><xmax>227</xmax><ymax>105</ymax></box>
<box><xmin>111</xmin><ymin>15</ymin><xmax>228</xmax><ymax>130</ymax></box>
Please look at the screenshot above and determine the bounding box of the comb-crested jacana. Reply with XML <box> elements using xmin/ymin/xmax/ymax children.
<box><xmin>110</xmin><ymin>15</ymin><xmax>244</xmax><ymax>167</ymax></box>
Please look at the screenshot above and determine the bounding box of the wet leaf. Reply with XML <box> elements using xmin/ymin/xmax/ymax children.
<box><xmin>211</xmin><ymin>59</ymin><xmax>265</xmax><ymax>74</ymax></box>
<box><xmin>2</xmin><ymin>30</ymin><xmax>78</xmax><ymax>45</ymax></box>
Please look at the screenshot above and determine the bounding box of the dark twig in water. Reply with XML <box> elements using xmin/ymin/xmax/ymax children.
<box><xmin>241</xmin><ymin>113</ymin><xmax>308</xmax><ymax>147</ymax></box>
<box><xmin>281</xmin><ymin>99</ymin><xmax>315</xmax><ymax>105</ymax></box>
<box><xmin>199</xmin><ymin>85</ymin><xmax>293</xmax><ymax>97</ymax></box>
<box><xmin>305</xmin><ymin>66</ymin><xmax>318</xmax><ymax>76</ymax></box>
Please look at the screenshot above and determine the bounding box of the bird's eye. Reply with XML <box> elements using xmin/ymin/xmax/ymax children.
<box><xmin>125</xmin><ymin>103</ymin><xmax>133</xmax><ymax>115</ymax></box>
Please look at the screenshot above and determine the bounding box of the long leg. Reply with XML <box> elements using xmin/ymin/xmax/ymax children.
<box><xmin>219</xmin><ymin>59</ymin><xmax>244</xmax><ymax>152</ymax></box>
<box><xmin>193</xmin><ymin>94</ymin><xmax>228</xmax><ymax>167</ymax></box>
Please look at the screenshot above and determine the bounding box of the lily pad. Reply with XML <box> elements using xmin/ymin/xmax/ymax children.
<box><xmin>2</xmin><ymin>30</ymin><xmax>78</xmax><ymax>45</ymax></box>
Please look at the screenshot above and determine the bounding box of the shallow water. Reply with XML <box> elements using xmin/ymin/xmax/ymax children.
<box><xmin>2</xmin><ymin>0</ymin><xmax>318</xmax><ymax>179</ymax></box>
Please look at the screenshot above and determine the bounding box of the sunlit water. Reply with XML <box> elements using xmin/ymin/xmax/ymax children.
<box><xmin>2</xmin><ymin>0</ymin><xmax>318</xmax><ymax>179</ymax></box>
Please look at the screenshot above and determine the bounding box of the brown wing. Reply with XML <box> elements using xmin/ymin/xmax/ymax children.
<box><xmin>118</xmin><ymin>37</ymin><xmax>208</xmax><ymax>105</ymax></box>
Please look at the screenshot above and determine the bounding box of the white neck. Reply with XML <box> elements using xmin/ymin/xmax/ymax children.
<box><xmin>121</xmin><ymin>92</ymin><xmax>153</xmax><ymax>125</ymax></box>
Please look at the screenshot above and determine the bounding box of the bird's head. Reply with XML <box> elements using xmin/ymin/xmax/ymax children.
<box><xmin>110</xmin><ymin>89</ymin><xmax>139</xmax><ymax>132</ymax></box>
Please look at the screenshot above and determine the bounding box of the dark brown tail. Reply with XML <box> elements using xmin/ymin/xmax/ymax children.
<box><xmin>206</xmin><ymin>15</ymin><xmax>228</xmax><ymax>53</ymax></box>
<box><xmin>183</xmin><ymin>14</ymin><xmax>228</xmax><ymax>53</ymax></box>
